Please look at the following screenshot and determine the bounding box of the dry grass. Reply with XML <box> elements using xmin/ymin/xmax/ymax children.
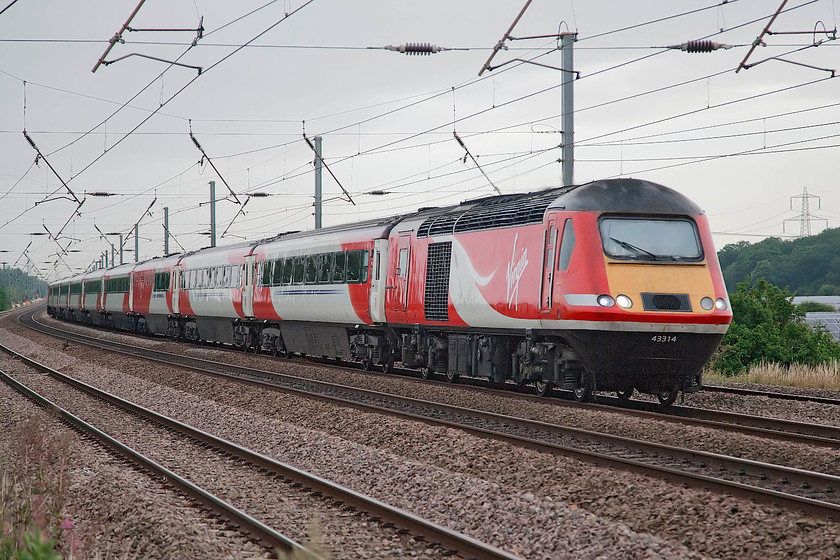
<box><xmin>1</xmin><ymin>411</ymin><xmax>79</xmax><ymax>560</ymax></box>
<box><xmin>706</xmin><ymin>360</ymin><xmax>840</xmax><ymax>391</ymax></box>
<box><xmin>276</xmin><ymin>515</ymin><xmax>331</xmax><ymax>560</ymax></box>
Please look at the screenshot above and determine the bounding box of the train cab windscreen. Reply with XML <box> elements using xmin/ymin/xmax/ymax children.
<box><xmin>599</xmin><ymin>217</ymin><xmax>702</xmax><ymax>262</ymax></box>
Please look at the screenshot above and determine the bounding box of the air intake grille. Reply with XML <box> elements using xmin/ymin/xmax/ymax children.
<box><xmin>417</xmin><ymin>186</ymin><xmax>575</xmax><ymax>238</ymax></box>
<box><xmin>424</xmin><ymin>242</ymin><xmax>452</xmax><ymax>321</ymax></box>
<box><xmin>642</xmin><ymin>293</ymin><xmax>692</xmax><ymax>312</ymax></box>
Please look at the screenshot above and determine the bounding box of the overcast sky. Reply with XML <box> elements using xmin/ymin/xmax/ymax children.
<box><xmin>1</xmin><ymin>0</ymin><xmax>838</xmax><ymax>280</ymax></box>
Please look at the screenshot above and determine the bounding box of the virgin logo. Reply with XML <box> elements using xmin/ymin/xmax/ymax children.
<box><xmin>506</xmin><ymin>233</ymin><xmax>529</xmax><ymax>310</ymax></box>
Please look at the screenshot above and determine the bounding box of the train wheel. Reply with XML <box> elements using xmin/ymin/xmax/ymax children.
<box><xmin>420</xmin><ymin>367</ymin><xmax>432</xmax><ymax>380</ymax></box>
<box><xmin>572</xmin><ymin>380</ymin><xmax>595</xmax><ymax>402</ymax></box>
<box><xmin>382</xmin><ymin>357</ymin><xmax>394</xmax><ymax>374</ymax></box>
<box><xmin>657</xmin><ymin>385</ymin><xmax>679</xmax><ymax>406</ymax></box>
<box><xmin>616</xmin><ymin>388</ymin><xmax>633</xmax><ymax>402</ymax></box>
<box><xmin>572</xmin><ymin>373</ymin><xmax>595</xmax><ymax>402</ymax></box>
<box><xmin>573</xmin><ymin>386</ymin><xmax>591</xmax><ymax>402</ymax></box>
<box><xmin>535</xmin><ymin>381</ymin><xmax>553</xmax><ymax>397</ymax></box>
<box><xmin>445</xmin><ymin>369</ymin><xmax>459</xmax><ymax>383</ymax></box>
<box><xmin>362</xmin><ymin>359</ymin><xmax>373</xmax><ymax>371</ymax></box>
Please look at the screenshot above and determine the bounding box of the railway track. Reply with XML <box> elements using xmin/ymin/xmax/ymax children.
<box><xmin>701</xmin><ymin>383</ymin><xmax>840</xmax><ymax>406</ymax></box>
<box><xmin>0</xmin><ymin>341</ymin><xmax>519</xmax><ymax>560</ymax></box>
<box><xmin>22</xmin><ymin>308</ymin><xmax>840</xmax><ymax>448</ymax></box>
<box><xmin>16</xmin><ymin>309</ymin><xmax>840</xmax><ymax>521</ymax></box>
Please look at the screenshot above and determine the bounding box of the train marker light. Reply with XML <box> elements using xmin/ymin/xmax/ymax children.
<box><xmin>616</xmin><ymin>295</ymin><xmax>633</xmax><ymax>309</ymax></box>
<box><xmin>700</xmin><ymin>297</ymin><xmax>714</xmax><ymax>310</ymax></box>
<box><xmin>597</xmin><ymin>295</ymin><xmax>615</xmax><ymax>308</ymax></box>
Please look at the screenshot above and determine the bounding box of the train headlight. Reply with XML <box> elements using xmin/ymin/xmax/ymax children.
<box><xmin>715</xmin><ymin>298</ymin><xmax>728</xmax><ymax>310</ymax></box>
<box><xmin>597</xmin><ymin>294</ymin><xmax>615</xmax><ymax>307</ymax></box>
<box><xmin>700</xmin><ymin>297</ymin><xmax>714</xmax><ymax>310</ymax></box>
<box><xmin>616</xmin><ymin>294</ymin><xmax>633</xmax><ymax>309</ymax></box>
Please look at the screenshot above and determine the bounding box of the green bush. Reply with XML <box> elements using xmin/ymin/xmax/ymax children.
<box><xmin>710</xmin><ymin>278</ymin><xmax>840</xmax><ymax>375</ymax></box>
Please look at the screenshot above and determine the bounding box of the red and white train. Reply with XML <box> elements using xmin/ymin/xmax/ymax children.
<box><xmin>47</xmin><ymin>178</ymin><xmax>732</xmax><ymax>404</ymax></box>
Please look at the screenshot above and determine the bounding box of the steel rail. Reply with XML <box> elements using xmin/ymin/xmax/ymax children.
<box><xmin>614</xmin><ymin>397</ymin><xmax>840</xmax><ymax>443</ymax></box>
<box><xmin>23</xmin><ymin>308</ymin><xmax>840</xmax><ymax>449</ymax></box>
<box><xmin>0</xmin><ymin>339</ymin><xmax>521</xmax><ymax>560</ymax></box>
<box><xmin>701</xmin><ymin>383</ymin><xmax>840</xmax><ymax>406</ymax></box>
<box><xmin>15</xmin><ymin>314</ymin><xmax>840</xmax><ymax>520</ymax></box>
<box><xmin>0</xmin><ymin>369</ymin><xmax>310</xmax><ymax>557</ymax></box>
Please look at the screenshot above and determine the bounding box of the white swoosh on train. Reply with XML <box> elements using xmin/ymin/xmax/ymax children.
<box><xmin>445</xmin><ymin>237</ymin><xmax>541</xmax><ymax>328</ymax></box>
<box><xmin>450</xmin><ymin>238</ymin><xmax>495</xmax><ymax>286</ymax></box>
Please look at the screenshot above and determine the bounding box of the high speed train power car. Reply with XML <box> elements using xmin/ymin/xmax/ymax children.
<box><xmin>47</xmin><ymin>178</ymin><xmax>732</xmax><ymax>405</ymax></box>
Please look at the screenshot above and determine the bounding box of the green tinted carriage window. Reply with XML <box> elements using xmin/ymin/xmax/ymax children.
<box><xmin>346</xmin><ymin>250</ymin><xmax>362</xmax><ymax>283</ymax></box>
<box><xmin>332</xmin><ymin>252</ymin><xmax>345</xmax><ymax>283</ymax></box>
<box><xmin>271</xmin><ymin>259</ymin><xmax>289</xmax><ymax>286</ymax></box>
<box><xmin>261</xmin><ymin>261</ymin><xmax>271</xmax><ymax>286</ymax></box>
<box><xmin>362</xmin><ymin>250</ymin><xmax>369</xmax><ymax>282</ymax></box>
<box><xmin>280</xmin><ymin>259</ymin><xmax>293</xmax><ymax>284</ymax></box>
<box><xmin>304</xmin><ymin>255</ymin><xmax>318</xmax><ymax>283</ymax></box>
<box><xmin>293</xmin><ymin>257</ymin><xmax>305</xmax><ymax>283</ymax></box>
<box><xmin>317</xmin><ymin>254</ymin><xmax>331</xmax><ymax>283</ymax></box>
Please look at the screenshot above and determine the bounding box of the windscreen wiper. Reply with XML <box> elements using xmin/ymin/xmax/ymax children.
<box><xmin>609</xmin><ymin>237</ymin><xmax>661</xmax><ymax>259</ymax></box>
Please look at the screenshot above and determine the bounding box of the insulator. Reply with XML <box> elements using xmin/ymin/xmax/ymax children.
<box><xmin>685</xmin><ymin>40</ymin><xmax>715</xmax><ymax>53</ymax></box>
<box><xmin>403</xmin><ymin>43</ymin><xmax>439</xmax><ymax>55</ymax></box>
<box><xmin>24</xmin><ymin>132</ymin><xmax>38</xmax><ymax>149</ymax></box>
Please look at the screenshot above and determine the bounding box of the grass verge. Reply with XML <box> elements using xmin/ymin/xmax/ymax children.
<box><xmin>1</xmin><ymin>412</ymin><xmax>80</xmax><ymax>560</ymax></box>
<box><xmin>706</xmin><ymin>360</ymin><xmax>840</xmax><ymax>391</ymax></box>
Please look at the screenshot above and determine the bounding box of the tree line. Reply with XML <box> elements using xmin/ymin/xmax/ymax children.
<box><xmin>713</xmin><ymin>228</ymin><xmax>840</xmax><ymax>375</ymax></box>
<box><xmin>0</xmin><ymin>268</ymin><xmax>47</xmax><ymax>312</ymax></box>
<box><xmin>718</xmin><ymin>227</ymin><xmax>840</xmax><ymax>295</ymax></box>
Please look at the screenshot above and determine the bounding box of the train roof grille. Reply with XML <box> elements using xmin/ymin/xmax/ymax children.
<box><xmin>419</xmin><ymin>215</ymin><xmax>460</xmax><ymax>237</ymax></box>
<box><xmin>417</xmin><ymin>187</ymin><xmax>572</xmax><ymax>238</ymax></box>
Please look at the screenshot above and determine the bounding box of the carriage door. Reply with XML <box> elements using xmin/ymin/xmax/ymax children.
<box><xmin>129</xmin><ymin>273</ymin><xmax>135</xmax><ymax>311</ymax></box>
<box><xmin>242</xmin><ymin>256</ymin><xmax>255</xmax><ymax>317</ymax></box>
<box><xmin>540</xmin><ymin>217</ymin><xmax>560</xmax><ymax>312</ymax></box>
<box><xmin>171</xmin><ymin>267</ymin><xmax>180</xmax><ymax>315</ymax></box>
<box><xmin>389</xmin><ymin>233</ymin><xmax>411</xmax><ymax>315</ymax></box>
<box><xmin>369</xmin><ymin>239</ymin><xmax>389</xmax><ymax>323</ymax></box>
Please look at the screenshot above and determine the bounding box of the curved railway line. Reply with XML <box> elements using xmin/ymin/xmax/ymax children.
<box><xmin>22</xmin><ymin>307</ymin><xmax>840</xmax><ymax>447</ymax></box>
<box><xmin>14</xmin><ymin>307</ymin><xmax>840</xmax><ymax>521</ymax></box>
<box><xmin>0</xmin><ymin>339</ymin><xmax>518</xmax><ymax>560</ymax></box>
